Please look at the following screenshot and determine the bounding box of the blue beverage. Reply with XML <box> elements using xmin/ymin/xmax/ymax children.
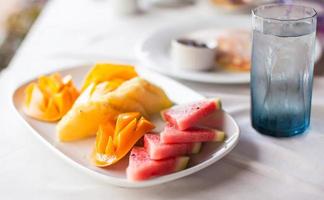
<box><xmin>251</xmin><ymin>4</ymin><xmax>317</xmax><ymax>137</ymax></box>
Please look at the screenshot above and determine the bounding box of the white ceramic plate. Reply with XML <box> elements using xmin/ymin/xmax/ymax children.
<box><xmin>11</xmin><ymin>64</ymin><xmax>240</xmax><ymax>188</ymax></box>
<box><xmin>136</xmin><ymin>18</ymin><xmax>322</xmax><ymax>84</ymax></box>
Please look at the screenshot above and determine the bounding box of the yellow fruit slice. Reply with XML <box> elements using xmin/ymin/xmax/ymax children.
<box><xmin>116</xmin><ymin>118</ymin><xmax>137</xmax><ymax>148</ymax></box>
<box><xmin>105</xmin><ymin>136</ymin><xmax>115</xmax><ymax>155</ymax></box>
<box><xmin>132</xmin><ymin>117</ymin><xmax>156</xmax><ymax>143</ymax></box>
<box><xmin>23</xmin><ymin>73</ymin><xmax>79</xmax><ymax>122</ymax></box>
<box><xmin>93</xmin><ymin>113</ymin><xmax>155</xmax><ymax>167</ymax></box>
<box><xmin>57</xmin><ymin>81</ymin><xmax>121</xmax><ymax>142</ymax></box>
<box><xmin>114</xmin><ymin>112</ymin><xmax>141</xmax><ymax>137</ymax></box>
<box><xmin>96</xmin><ymin>123</ymin><xmax>114</xmax><ymax>154</ymax></box>
<box><xmin>81</xmin><ymin>63</ymin><xmax>138</xmax><ymax>91</ymax></box>
<box><xmin>57</xmin><ymin>77</ymin><xmax>172</xmax><ymax>142</ymax></box>
<box><xmin>38</xmin><ymin>73</ymin><xmax>63</xmax><ymax>95</ymax></box>
<box><xmin>107</xmin><ymin>77</ymin><xmax>173</xmax><ymax>116</ymax></box>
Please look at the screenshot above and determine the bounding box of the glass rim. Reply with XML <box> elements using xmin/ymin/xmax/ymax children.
<box><xmin>252</xmin><ymin>3</ymin><xmax>317</xmax><ymax>22</ymax></box>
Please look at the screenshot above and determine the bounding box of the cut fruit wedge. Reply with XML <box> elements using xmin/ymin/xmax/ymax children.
<box><xmin>161</xmin><ymin>98</ymin><xmax>222</xmax><ymax>130</ymax></box>
<box><xmin>81</xmin><ymin>63</ymin><xmax>138</xmax><ymax>91</ymax></box>
<box><xmin>57</xmin><ymin>77</ymin><xmax>172</xmax><ymax>142</ymax></box>
<box><xmin>23</xmin><ymin>73</ymin><xmax>79</xmax><ymax>122</ymax></box>
<box><xmin>144</xmin><ymin>133</ymin><xmax>201</xmax><ymax>160</ymax></box>
<box><xmin>107</xmin><ymin>77</ymin><xmax>173</xmax><ymax>117</ymax></box>
<box><xmin>161</xmin><ymin>123</ymin><xmax>225</xmax><ymax>144</ymax></box>
<box><xmin>114</xmin><ymin>112</ymin><xmax>141</xmax><ymax>140</ymax></box>
<box><xmin>126</xmin><ymin>147</ymin><xmax>189</xmax><ymax>181</ymax></box>
<box><xmin>57</xmin><ymin>81</ymin><xmax>121</xmax><ymax>142</ymax></box>
<box><xmin>93</xmin><ymin>112</ymin><xmax>155</xmax><ymax>167</ymax></box>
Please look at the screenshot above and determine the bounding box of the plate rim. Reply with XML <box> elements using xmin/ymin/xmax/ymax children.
<box><xmin>10</xmin><ymin>64</ymin><xmax>240</xmax><ymax>188</ymax></box>
<box><xmin>135</xmin><ymin>18</ymin><xmax>251</xmax><ymax>84</ymax></box>
<box><xmin>136</xmin><ymin>19</ymin><xmax>322</xmax><ymax>84</ymax></box>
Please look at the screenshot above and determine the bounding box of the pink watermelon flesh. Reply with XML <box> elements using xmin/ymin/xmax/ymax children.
<box><xmin>126</xmin><ymin>147</ymin><xmax>189</xmax><ymax>181</ymax></box>
<box><xmin>161</xmin><ymin>98</ymin><xmax>222</xmax><ymax>130</ymax></box>
<box><xmin>144</xmin><ymin>133</ymin><xmax>202</xmax><ymax>160</ymax></box>
<box><xmin>161</xmin><ymin>123</ymin><xmax>225</xmax><ymax>144</ymax></box>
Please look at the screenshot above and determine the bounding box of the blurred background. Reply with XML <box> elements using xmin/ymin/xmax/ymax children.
<box><xmin>0</xmin><ymin>0</ymin><xmax>47</xmax><ymax>70</ymax></box>
<box><xmin>0</xmin><ymin>0</ymin><xmax>323</xmax><ymax>72</ymax></box>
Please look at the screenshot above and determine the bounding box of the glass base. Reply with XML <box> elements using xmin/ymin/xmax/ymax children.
<box><xmin>252</xmin><ymin>122</ymin><xmax>310</xmax><ymax>137</ymax></box>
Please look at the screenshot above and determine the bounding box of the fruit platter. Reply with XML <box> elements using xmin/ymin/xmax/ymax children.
<box><xmin>11</xmin><ymin>63</ymin><xmax>239</xmax><ymax>188</ymax></box>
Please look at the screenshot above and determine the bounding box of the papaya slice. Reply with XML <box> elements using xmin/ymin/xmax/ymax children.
<box><xmin>93</xmin><ymin>112</ymin><xmax>155</xmax><ymax>167</ymax></box>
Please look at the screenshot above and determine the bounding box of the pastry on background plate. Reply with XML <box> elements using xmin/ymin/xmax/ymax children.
<box><xmin>215</xmin><ymin>29</ymin><xmax>251</xmax><ymax>72</ymax></box>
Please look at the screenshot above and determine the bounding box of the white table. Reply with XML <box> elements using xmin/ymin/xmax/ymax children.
<box><xmin>1</xmin><ymin>0</ymin><xmax>324</xmax><ymax>199</ymax></box>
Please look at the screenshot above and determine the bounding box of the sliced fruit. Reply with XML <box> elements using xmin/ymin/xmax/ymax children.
<box><xmin>93</xmin><ymin>113</ymin><xmax>155</xmax><ymax>167</ymax></box>
<box><xmin>57</xmin><ymin>82</ymin><xmax>120</xmax><ymax>142</ymax></box>
<box><xmin>114</xmin><ymin>112</ymin><xmax>141</xmax><ymax>138</ymax></box>
<box><xmin>161</xmin><ymin>98</ymin><xmax>222</xmax><ymax>130</ymax></box>
<box><xmin>107</xmin><ymin>77</ymin><xmax>173</xmax><ymax>116</ymax></box>
<box><xmin>57</xmin><ymin>77</ymin><xmax>172</xmax><ymax>142</ymax></box>
<box><xmin>160</xmin><ymin>123</ymin><xmax>225</xmax><ymax>144</ymax></box>
<box><xmin>144</xmin><ymin>133</ymin><xmax>201</xmax><ymax>160</ymax></box>
<box><xmin>126</xmin><ymin>147</ymin><xmax>189</xmax><ymax>181</ymax></box>
<box><xmin>23</xmin><ymin>73</ymin><xmax>79</xmax><ymax>122</ymax></box>
<box><xmin>96</xmin><ymin>123</ymin><xmax>114</xmax><ymax>154</ymax></box>
<box><xmin>81</xmin><ymin>63</ymin><xmax>138</xmax><ymax>91</ymax></box>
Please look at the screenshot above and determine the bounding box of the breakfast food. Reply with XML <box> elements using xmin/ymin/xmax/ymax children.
<box><xmin>23</xmin><ymin>73</ymin><xmax>79</xmax><ymax>121</ymax></box>
<box><xmin>22</xmin><ymin>62</ymin><xmax>228</xmax><ymax>182</ymax></box>
<box><xmin>161</xmin><ymin>98</ymin><xmax>221</xmax><ymax>130</ymax></box>
<box><xmin>126</xmin><ymin>147</ymin><xmax>189</xmax><ymax>181</ymax></box>
<box><xmin>93</xmin><ymin>112</ymin><xmax>155</xmax><ymax>167</ymax></box>
<box><xmin>144</xmin><ymin>133</ymin><xmax>201</xmax><ymax>160</ymax></box>
<box><xmin>215</xmin><ymin>29</ymin><xmax>251</xmax><ymax>72</ymax></box>
<box><xmin>57</xmin><ymin>77</ymin><xmax>172</xmax><ymax>142</ymax></box>
<box><xmin>161</xmin><ymin>124</ymin><xmax>225</xmax><ymax>144</ymax></box>
<box><xmin>126</xmin><ymin>99</ymin><xmax>225</xmax><ymax>181</ymax></box>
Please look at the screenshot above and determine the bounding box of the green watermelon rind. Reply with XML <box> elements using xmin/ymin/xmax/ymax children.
<box><xmin>213</xmin><ymin>130</ymin><xmax>225</xmax><ymax>142</ymax></box>
<box><xmin>174</xmin><ymin>157</ymin><xmax>190</xmax><ymax>172</ymax></box>
<box><xmin>213</xmin><ymin>98</ymin><xmax>222</xmax><ymax>110</ymax></box>
<box><xmin>191</xmin><ymin>142</ymin><xmax>202</xmax><ymax>154</ymax></box>
<box><xmin>160</xmin><ymin>98</ymin><xmax>223</xmax><ymax>122</ymax></box>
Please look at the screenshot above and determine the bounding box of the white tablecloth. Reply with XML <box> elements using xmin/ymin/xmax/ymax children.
<box><xmin>1</xmin><ymin>0</ymin><xmax>324</xmax><ymax>199</ymax></box>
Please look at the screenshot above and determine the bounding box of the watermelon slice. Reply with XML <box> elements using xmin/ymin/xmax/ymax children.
<box><xmin>126</xmin><ymin>147</ymin><xmax>189</xmax><ymax>181</ymax></box>
<box><xmin>144</xmin><ymin>133</ymin><xmax>201</xmax><ymax>160</ymax></box>
<box><xmin>161</xmin><ymin>123</ymin><xmax>225</xmax><ymax>144</ymax></box>
<box><xmin>161</xmin><ymin>98</ymin><xmax>222</xmax><ymax>130</ymax></box>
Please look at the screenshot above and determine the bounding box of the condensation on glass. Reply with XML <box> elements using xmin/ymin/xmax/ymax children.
<box><xmin>251</xmin><ymin>4</ymin><xmax>317</xmax><ymax>137</ymax></box>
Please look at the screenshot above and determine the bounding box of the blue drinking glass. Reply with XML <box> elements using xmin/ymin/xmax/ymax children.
<box><xmin>251</xmin><ymin>4</ymin><xmax>317</xmax><ymax>137</ymax></box>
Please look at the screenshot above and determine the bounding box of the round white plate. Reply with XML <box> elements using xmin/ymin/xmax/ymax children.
<box><xmin>136</xmin><ymin>18</ymin><xmax>322</xmax><ymax>84</ymax></box>
<box><xmin>11</xmin><ymin>64</ymin><xmax>240</xmax><ymax>188</ymax></box>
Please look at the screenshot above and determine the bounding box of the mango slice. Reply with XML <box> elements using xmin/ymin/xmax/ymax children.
<box><xmin>57</xmin><ymin>81</ymin><xmax>121</xmax><ymax>142</ymax></box>
<box><xmin>81</xmin><ymin>63</ymin><xmax>138</xmax><ymax>91</ymax></box>
<box><xmin>23</xmin><ymin>73</ymin><xmax>79</xmax><ymax>122</ymax></box>
<box><xmin>93</xmin><ymin>113</ymin><xmax>155</xmax><ymax>167</ymax></box>
<box><xmin>57</xmin><ymin>77</ymin><xmax>172</xmax><ymax>142</ymax></box>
